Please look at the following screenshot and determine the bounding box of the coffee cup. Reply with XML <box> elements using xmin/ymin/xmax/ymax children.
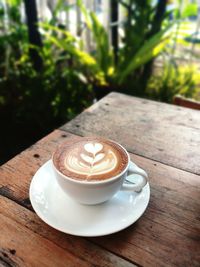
<box><xmin>52</xmin><ymin>137</ymin><xmax>148</xmax><ymax>205</ymax></box>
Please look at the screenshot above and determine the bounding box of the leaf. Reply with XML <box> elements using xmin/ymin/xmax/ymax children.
<box><xmin>44</xmin><ymin>31</ymin><xmax>98</xmax><ymax>67</ymax></box>
<box><xmin>117</xmin><ymin>24</ymin><xmax>173</xmax><ymax>84</ymax></box>
<box><xmin>182</xmin><ymin>3</ymin><xmax>198</xmax><ymax>18</ymax></box>
<box><xmin>39</xmin><ymin>22</ymin><xmax>76</xmax><ymax>43</ymax></box>
<box><xmin>6</xmin><ymin>0</ymin><xmax>21</xmax><ymax>6</ymax></box>
<box><xmin>89</xmin><ymin>11</ymin><xmax>114</xmax><ymax>75</ymax></box>
<box><xmin>52</xmin><ymin>0</ymin><xmax>74</xmax><ymax>18</ymax></box>
<box><xmin>77</xmin><ymin>0</ymin><xmax>92</xmax><ymax>29</ymax></box>
<box><xmin>77</xmin><ymin>0</ymin><xmax>114</xmax><ymax>76</ymax></box>
<box><xmin>41</xmin><ymin>21</ymin><xmax>107</xmax><ymax>85</ymax></box>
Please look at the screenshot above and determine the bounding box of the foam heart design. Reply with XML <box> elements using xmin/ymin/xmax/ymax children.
<box><xmin>84</xmin><ymin>143</ymin><xmax>103</xmax><ymax>155</ymax></box>
<box><xmin>81</xmin><ymin>153</ymin><xmax>105</xmax><ymax>165</ymax></box>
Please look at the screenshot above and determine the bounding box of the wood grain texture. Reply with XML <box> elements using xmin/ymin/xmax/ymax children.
<box><xmin>0</xmin><ymin>196</ymin><xmax>135</xmax><ymax>267</ymax></box>
<box><xmin>0</xmin><ymin>211</ymin><xmax>91</xmax><ymax>267</ymax></box>
<box><xmin>0</xmin><ymin>130</ymin><xmax>136</xmax><ymax>267</ymax></box>
<box><xmin>61</xmin><ymin>92</ymin><xmax>200</xmax><ymax>175</ymax></box>
<box><xmin>91</xmin><ymin>154</ymin><xmax>200</xmax><ymax>267</ymax></box>
<box><xmin>0</xmin><ymin>131</ymin><xmax>199</xmax><ymax>267</ymax></box>
<box><xmin>0</xmin><ymin>130</ymin><xmax>78</xmax><ymax>208</ymax></box>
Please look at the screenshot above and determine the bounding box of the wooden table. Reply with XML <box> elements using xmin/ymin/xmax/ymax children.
<box><xmin>0</xmin><ymin>92</ymin><xmax>200</xmax><ymax>267</ymax></box>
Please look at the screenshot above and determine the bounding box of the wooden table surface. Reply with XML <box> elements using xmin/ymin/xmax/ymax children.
<box><xmin>0</xmin><ymin>92</ymin><xmax>200</xmax><ymax>267</ymax></box>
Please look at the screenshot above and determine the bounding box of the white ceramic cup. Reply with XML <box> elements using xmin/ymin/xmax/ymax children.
<box><xmin>52</xmin><ymin>142</ymin><xmax>148</xmax><ymax>205</ymax></box>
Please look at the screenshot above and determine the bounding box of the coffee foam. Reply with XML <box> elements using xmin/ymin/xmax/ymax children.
<box><xmin>53</xmin><ymin>137</ymin><xmax>128</xmax><ymax>181</ymax></box>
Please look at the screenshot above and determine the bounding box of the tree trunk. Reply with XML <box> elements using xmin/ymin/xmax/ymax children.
<box><xmin>110</xmin><ymin>0</ymin><xmax>119</xmax><ymax>65</ymax></box>
<box><xmin>24</xmin><ymin>0</ymin><xmax>43</xmax><ymax>71</ymax></box>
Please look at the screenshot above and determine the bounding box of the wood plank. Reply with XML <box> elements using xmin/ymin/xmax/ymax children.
<box><xmin>130</xmin><ymin>154</ymin><xmax>200</xmax><ymax>231</ymax></box>
<box><xmin>0</xmin><ymin>196</ymin><xmax>135</xmax><ymax>267</ymax></box>
<box><xmin>90</xmin><ymin>154</ymin><xmax>200</xmax><ymax>267</ymax></box>
<box><xmin>0</xmin><ymin>214</ymin><xmax>91</xmax><ymax>267</ymax></box>
<box><xmin>0</xmin><ymin>129</ymin><xmax>78</xmax><ymax>207</ymax></box>
<box><xmin>173</xmin><ymin>95</ymin><xmax>200</xmax><ymax>110</ymax></box>
<box><xmin>61</xmin><ymin>92</ymin><xmax>200</xmax><ymax>175</ymax></box>
<box><xmin>0</xmin><ymin>131</ymin><xmax>199</xmax><ymax>266</ymax></box>
<box><xmin>91</xmin><ymin>208</ymin><xmax>200</xmax><ymax>267</ymax></box>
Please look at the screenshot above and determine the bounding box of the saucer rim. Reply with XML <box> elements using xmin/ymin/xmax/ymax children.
<box><xmin>29</xmin><ymin>160</ymin><xmax>150</xmax><ymax>237</ymax></box>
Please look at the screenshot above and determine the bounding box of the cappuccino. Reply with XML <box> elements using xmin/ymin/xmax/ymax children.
<box><xmin>53</xmin><ymin>137</ymin><xmax>128</xmax><ymax>181</ymax></box>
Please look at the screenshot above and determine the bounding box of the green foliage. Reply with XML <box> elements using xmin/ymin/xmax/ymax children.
<box><xmin>146</xmin><ymin>64</ymin><xmax>199</xmax><ymax>103</ymax></box>
<box><xmin>142</xmin><ymin>0</ymin><xmax>200</xmax><ymax>104</ymax></box>
<box><xmin>44</xmin><ymin>0</ymin><xmax>172</xmax><ymax>97</ymax></box>
<box><xmin>0</xmin><ymin>0</ymin><xmax>92</xmax><ymax>135</ymax></box>
<box><xmin>89</xmin><ymin>11</ymin><xmax>113</xmax><ymax>75</ymax></box>
<box><xmin>116</xmin><ymin>25</ymin><xmax>172</xmax><ymax>84</ymax></box>
<box><xmin>182</xmin><ymin>2</ymin><xmax>198</xmax><ymax>18</ymax></box>
<box><xmin>1</xmin><ymin>0</ymin><xmax>199</xmax><ymax>152</ymax></box>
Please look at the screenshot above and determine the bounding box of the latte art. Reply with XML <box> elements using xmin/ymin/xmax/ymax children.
<box><xmin>53</xmin><ymin>137</ymin><xmax>128</xmax><ymax>181</ymax></box>
<box><xmin>65</xmin><ymin>142</ymin><xmax>118</xmax><ymax>178</ymax></box>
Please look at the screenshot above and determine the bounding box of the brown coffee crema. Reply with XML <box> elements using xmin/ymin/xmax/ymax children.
<box><xmin>53</xmin><ymin>137</ymin><xmax>128</xmax><ymax>181</ymax></box>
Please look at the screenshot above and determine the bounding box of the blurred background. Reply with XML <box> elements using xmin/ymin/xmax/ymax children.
<box><xmin>0</xmin><ymin>0</ymin><xmax>200</xmax><ymax>164</ymax></box>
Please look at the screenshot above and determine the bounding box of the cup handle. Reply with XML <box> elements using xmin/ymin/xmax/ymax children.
<box><xmin>121</xmin><ymin>161</ymin><xmax>148</xmax><ymax>193</ymax></box>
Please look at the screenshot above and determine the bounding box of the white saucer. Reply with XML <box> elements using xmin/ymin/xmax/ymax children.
<box><xmin>29</xmin><ymin>160</ymin><xmax>150</xmax><ymax>237</ymax></box>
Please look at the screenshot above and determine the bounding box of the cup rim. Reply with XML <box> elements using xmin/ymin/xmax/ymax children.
<box><xmin>52</xmin><ymin>138</ymin><xmax>130</xmax><ymax>185</ymax></box>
